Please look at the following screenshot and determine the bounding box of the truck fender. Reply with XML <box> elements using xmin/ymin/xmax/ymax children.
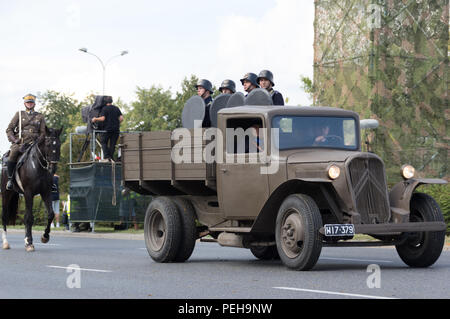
<box><xmin>389</xmin><ymin>178</ymin><xmax>447</xmax><ymax>222</ymax></box>
<box><xmin>251</xmin><ymin>179</ymin><xmax>335</xmax><ymax>234</ymax></box>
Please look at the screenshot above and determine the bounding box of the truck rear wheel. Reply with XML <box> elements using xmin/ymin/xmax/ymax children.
<box><xmin>144</xmin><ymin>197</ymin><xmax>181</xmax><ymax>263</ymax></box>
<box><xmin>250</xmin><ymin>246</ymin><xmax>279</xmax><ymax>260</ymax></box>
<box><xmin>395</xmin><ymin>193</ymin><xmax>445</xmax><ymax>268</ymax></box>
<box><xmin>172</xmin><ymin>197</ymin><xmax>197</xmax><ymax>262</ymax></box>
<box><xmin>275</xmin><ymin>194</ymin><xmax>323</xmax><ymax>270</ymax></box>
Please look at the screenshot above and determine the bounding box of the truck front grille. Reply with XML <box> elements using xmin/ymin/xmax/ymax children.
<box><xmin>347</xmin><ymin>156</ymin><xmax>390</xmax><ymax>224</ymax></box>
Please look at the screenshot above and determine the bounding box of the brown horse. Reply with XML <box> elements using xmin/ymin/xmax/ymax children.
<box><xmin>1</xmin><ymin>127</ymin><xmax>62</xmax><ymax>251</ymax></box>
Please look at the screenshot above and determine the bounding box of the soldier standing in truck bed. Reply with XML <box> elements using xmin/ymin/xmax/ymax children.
<box><xmin>5</xmin><ymin>94</ymin><xmax>46</xmax><ymax>190</ymax></box>
<box><xmin>240</xmin><ymin>73</ymin><xmax>259</xmax><ymax>97</ymax></box>
<box><xmin>195</xmin><ymin>79</ymin><xmax>214</xmax><ymax>127</ymax></box>
<box><xmin>219</xmin><ymin>79</ymin><xmax>236</xmax><ymax>95</ymax></box>
<box><xmin>257</xmin><ymin>70</ymin><xmax>284</xmax><ymax>105</ymax></box>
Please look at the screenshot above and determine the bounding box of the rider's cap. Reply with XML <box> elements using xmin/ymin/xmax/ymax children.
<box><xmin>23</xmin><ymin>94</ymin><xmax>36</xmax><ymax>103</ymax></box>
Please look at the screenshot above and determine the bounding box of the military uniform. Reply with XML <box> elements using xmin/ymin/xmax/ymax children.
<box><xmin>5</xmin><ymin>94</ymin><xmax>46</xmax><ymax>189</ymax></box>
<box><xmin>195</xmin><ymin>79</ymin><xmax>214</xmax><ymax>128</ymax></box>
<box><xmin>202</xmin><ymin>96</ymin><xmax>213</xmax><ymax>127</ymax></box>
<box><xmin>267</xmin><ymin>88</ymin><xmax>284</xmax><ymax>106</ymax></box>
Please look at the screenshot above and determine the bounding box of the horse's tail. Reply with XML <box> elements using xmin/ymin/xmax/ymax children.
<box><xmin>1</xmin><ymin>169</ymin><xmax>20</xmax><ymax>226</ymax></box>
<box><xmin>7</xmin><ymin>193</ymin><xmax>20</xmax><ymax>225</ymax></box>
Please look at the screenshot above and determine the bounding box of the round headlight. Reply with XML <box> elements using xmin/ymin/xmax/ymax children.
<box><xmin>401</xmin><ymin>164</ymin><xmax>415</xmax><ymax>179</ymax></box>
<box><xmin>328</xmin><ymin>165</ymin><xmax>341</xmax><ymax>180</ymax></box>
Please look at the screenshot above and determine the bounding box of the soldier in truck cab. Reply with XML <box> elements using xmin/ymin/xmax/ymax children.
<box><xmin>195</xmin><ymin>79</ymin><xmax>214</xmax><ymax>127</ymax></box>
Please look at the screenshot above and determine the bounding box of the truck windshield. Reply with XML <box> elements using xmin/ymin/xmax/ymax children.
<box><xmin>271</xmin><ymin>115</ymin><xmax>358</xmax><ymax>150</ymax></box>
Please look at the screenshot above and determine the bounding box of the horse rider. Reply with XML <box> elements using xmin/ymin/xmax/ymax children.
<box><xmin>240</xmin><ymin>72</ymin><xmax>259</xmax><ymax>97</ymax></box>
<box><xmin>257</xmin><ymin>69</ymin><xmax>284</xmax><ymax>105</ymax></box>
<box><xmin>5</xmin><ymin>94</ymin><xmax>46</xmax><ymax>190</ymax></box>
<box><xmin>195</xmin><ymin>79</ymin><xmax>214</xmax><ymax>127</ymax></box>
<box><xmin>218</xmin><ymin>79</ymin><xmax>236</xmax><ymax>95</ymax></box>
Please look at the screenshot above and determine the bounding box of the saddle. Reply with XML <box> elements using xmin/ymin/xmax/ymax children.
<box><xmin>2</xmin><ymin>144</ymin><xmax>34</xmax><ymax>193</ymax></box>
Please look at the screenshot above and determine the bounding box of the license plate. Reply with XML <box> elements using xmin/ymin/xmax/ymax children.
<box><xmin>324</xmin><ymin>224</ymin><xmax>355</xmax><ymax>237</ymax></box>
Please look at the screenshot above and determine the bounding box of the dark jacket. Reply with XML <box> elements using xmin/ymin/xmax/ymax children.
<box><xmin>268</xmin><ymin>89</ymin><xmax>284</xmax><ymax>106</ymax></box>
<box><xmin>202</xmin><ymin>96</ymin><xmax>213</xmax><ymax>128</ymax></box>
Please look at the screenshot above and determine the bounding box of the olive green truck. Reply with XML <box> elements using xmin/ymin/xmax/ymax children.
<box><xmin>120</xmin><ymin>105</ymin><xmax>447</xmax><ymax>270</ymax></box>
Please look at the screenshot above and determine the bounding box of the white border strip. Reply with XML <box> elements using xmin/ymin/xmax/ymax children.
<box><xmin>273</xmin><ymin>286</ymin><xmax>396</xmax><ymax>299</ymax></box>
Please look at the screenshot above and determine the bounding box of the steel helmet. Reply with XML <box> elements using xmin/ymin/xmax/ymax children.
<box><xmin>219</xmin><ymin>79</ymin><xmax>236</xmax><ymax>93</ymax></box>
<box><xmin>195</xmin><ymin>79</ymin><xmax>214</xmax><ymax>94</ymax></box>
<box><xmin>257</xmin><ymin>70</ymin><xmax>275</xmax><ymax>86</ymax></box>
<box><xmin>240</xmin><ymin>73</ymin><xmax>259</xmax><ymax>87</ymax></box>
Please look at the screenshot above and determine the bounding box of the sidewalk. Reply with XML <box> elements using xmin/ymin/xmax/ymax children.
<box><xmin>6</xmin><ymin>228</ymin><xmax>144</xmax><ymax>241</ymax></box>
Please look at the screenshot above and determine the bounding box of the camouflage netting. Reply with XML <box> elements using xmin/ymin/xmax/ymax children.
<box><xmin>70</xmin><ymin>163</ymin><xmax>151</xmax><ymax>223</ymax></box>
<box><xmin>314</xmin><ymin>0</ymin><xmax>449</xmax><ymax>183</ymax></box>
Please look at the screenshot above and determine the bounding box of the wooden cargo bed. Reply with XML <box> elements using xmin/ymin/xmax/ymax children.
<box><xmin>120</xmin><ymin>130</ymin><xmax>216</xmax><ymax>196</ymax></box>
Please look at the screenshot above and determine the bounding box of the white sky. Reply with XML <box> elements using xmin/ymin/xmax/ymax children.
<box><xmin>0</xmin><ymin>0</ymin><xmax>314</xmax><ymax>152</ymax></box>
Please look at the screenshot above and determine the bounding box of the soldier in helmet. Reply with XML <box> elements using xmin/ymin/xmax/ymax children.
<box><xmin>257</xmin><ymin>70</ymin><xmax>284</xmax><ymax>105</ymax></box>
<box><xmin>240</xmin><ymin>73</ymin><xmax>259</xmax><ymax>97</ymax></box>
<box><xmin>195</xmin><ymin>79</ymin><xmax>214</xmax><ymax>127</ymax></box>
<box><xmin>219</xmin><ymin>79</ymin><xmax>236</xmax><ymax>95</ymax></box>
<box><xmin>5</xmin><ymin>94</ymin><xmax>47</xmax><ymax>190</ymax></box>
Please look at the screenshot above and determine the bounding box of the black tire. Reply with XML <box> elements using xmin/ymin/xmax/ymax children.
<box><xmin>250</xmin><ymin>245</ymin><xmax>279</xmax><ymax>260</ymax></box>
<box><xmin>144</xmin><ymin>197</ymin><xmax>181</xmax><ymax>263</ymax></box>
<box><xmin>395</xmin><ymin>193</ymin><xmax>445</xmax><ymax>268</ymax></box>
<box><xmin>172</xmin><ymin>197</ymin><xmax>197</xmax><ymax>262</ymax></box>
<box><xmin>275</xmin><ymin>194</ymin><xmax>323</xmax><ymax>270</ymax></box>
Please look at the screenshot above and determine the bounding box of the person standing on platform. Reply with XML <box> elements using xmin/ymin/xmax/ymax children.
<box><xmin>91</xmin><ymin>96</ymin><xmax>123</xmax><ymax>162</ymax></box>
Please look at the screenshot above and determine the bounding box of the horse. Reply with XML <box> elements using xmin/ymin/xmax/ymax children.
<box><xmin>1</xmin><ymin>127</ymin><xmax>62</xmax><ymax>252</ymax></box>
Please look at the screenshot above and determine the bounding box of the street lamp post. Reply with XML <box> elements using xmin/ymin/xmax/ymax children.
<box><xmin>79</xmin><ymin>48</ymin><xmax>128</xmax><ymax>94</ymax></box>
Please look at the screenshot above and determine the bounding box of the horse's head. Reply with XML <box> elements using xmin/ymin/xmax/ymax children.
<box><xmin>43</xmin><ymin>127</ymin><xmax>63</xmax><ymax>175</ymax></box>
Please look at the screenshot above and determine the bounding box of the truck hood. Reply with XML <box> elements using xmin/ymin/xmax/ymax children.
<box><xmin>286</xmin><ymin>149</ymin><xmax>356</xmax><ymax>164</ymax></box>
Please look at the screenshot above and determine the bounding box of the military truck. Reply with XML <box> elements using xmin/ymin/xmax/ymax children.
<box><xmin>120</xmin><ymin>103</ymin><xmax>447</xmax><ymax>270</ymax></box>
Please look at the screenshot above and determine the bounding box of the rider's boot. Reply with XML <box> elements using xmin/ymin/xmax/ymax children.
<box><xmin>6</xmin><ymin>161</ymin><xmax>16</xmax><ymax>190</ymax></box>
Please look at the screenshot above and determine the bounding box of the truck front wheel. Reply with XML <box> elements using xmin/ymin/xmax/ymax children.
<box><xmin>395</xmin><ymin>193</ymin><xmax>445</xmax><ymax>268</ymax></box>
<box><xmin>144</xmin><ymin>197</ymin><xmax>181</xmax><ymax>263</ymax></box>
<box><xmin>275</xmin><ymin>194</ymin><xmax>323</xmax><ymax>270</ymax></box>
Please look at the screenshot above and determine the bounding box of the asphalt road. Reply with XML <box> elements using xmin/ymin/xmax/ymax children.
<box><xmin>0</xmin><ymin>231</ymin><xmax>449</xmax><ymax>299</ymax></box>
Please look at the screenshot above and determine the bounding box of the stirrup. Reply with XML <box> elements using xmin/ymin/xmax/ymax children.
<box><xmin>6</xmin><ymin>179</ymin><xmax>14</xmax><ymax>190</ymax></box>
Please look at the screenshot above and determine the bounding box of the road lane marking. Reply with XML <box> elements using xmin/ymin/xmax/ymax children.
<box><xmin>35</xmin><ymin>243</ymin><xmax>61</xmax><ymax>246</ymax></box>
<box><xmin>321</xmin><ymin>257</ymin><xmax>393</xmax><ymax>263</ymax></box>
<box><xmin>273</xmin><ymin>286</ymin><xmax>396</xmax><ymax>299</ymax></box>
<box><xmin>47</xmin><ymin>265</ymin><xmax>112</xmax><ymax>273</ymax></box>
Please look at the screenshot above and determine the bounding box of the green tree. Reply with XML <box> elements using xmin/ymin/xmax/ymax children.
<box><xmin>300</xmin><ymin>75</ymin><xmax>315</xmax><ymax>105</ymax></box>
<box><xmin>38</xmin><ymin>90</ymin><xmax>83</xmax><ymax>144</ymax></box>
<box><xmin>125</xmin><ymin>75</ymin><xmax>202</xmax><ymax>132</ymax></box>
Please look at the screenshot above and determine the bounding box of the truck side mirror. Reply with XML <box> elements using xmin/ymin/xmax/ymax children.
<box><xmin>360</xmin><ymin>119</ymin><xmax>379</xmax><ymax>130</ymax></box>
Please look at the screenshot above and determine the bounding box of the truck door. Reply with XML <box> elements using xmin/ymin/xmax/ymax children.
<box><xmin>217</xmin><ymin>116</ymin><xmax>270</xmax><ymax>219</ymax></box>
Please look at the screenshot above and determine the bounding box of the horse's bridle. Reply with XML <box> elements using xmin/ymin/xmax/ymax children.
<box><xmin>36</xmin><ymin>136</ymin><xmax>59</xmax><ymax>173</ymax></box>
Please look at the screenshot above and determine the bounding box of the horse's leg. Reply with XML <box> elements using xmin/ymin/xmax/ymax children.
<box><xmin>2</xmin><ymin>192</ymin><xmax>11</xmax><ymax>250</ymax></box>
<box><xmin>23</xmin><ymin>193</ymin><xmax>35</xmax><ymax>252</ymax></box>
<box><xmin>41</xmin><ymin>193</ymin><xmax>54</xmax><ymax>244</ymax></box>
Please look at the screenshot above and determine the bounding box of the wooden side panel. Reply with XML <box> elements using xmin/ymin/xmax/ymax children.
<box><xmin>122</xmin><ymin>130</ymin><xmax>216</xmax><ymax>182</ymax></box>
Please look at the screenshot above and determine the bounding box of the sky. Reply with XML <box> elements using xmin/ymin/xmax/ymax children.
<box><xmin>0</xmin><ymin>0</ymin><xmax>315</xmax><ymax>153</ymax></box>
